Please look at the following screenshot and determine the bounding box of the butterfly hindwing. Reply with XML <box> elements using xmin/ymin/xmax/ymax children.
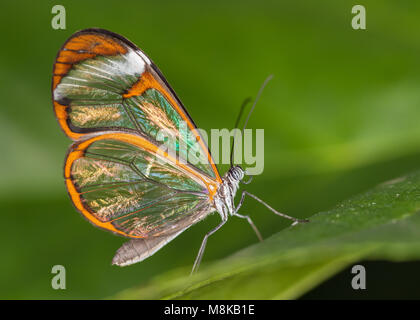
<box><xmin>111</xmin><ymin>233</ymin><xmax>185</xmax><ymax>267</ymax></box>
<box><xmin>65</xmin><ymin>132</ymin><xmax>215</xmax><ymax>239</ymax></box>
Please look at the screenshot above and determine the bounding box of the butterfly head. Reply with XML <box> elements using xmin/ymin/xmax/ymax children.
<box><xmin>228</xmin><ymin>165</ymin><xmax>245</xmax><ymax>182</ymax></box>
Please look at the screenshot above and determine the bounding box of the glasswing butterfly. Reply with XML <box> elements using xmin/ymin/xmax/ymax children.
<box><xmin>52</xmin><ymin>29</ymin><xmax>307</xmax><ymax>273</ymax></box>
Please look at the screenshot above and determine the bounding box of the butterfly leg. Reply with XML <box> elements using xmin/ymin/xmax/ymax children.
<box><xmin>237</xmin><ymin>191</ymin><xmax>309</xmax><ymax>224</ymax></box>
<box><xmin>191</xmin><ymin>219</ymin><xmax>227</xmax><ymax>275</ymax></box>
<box><xmin>232</xmin><ymin>212</ymin><xmax>263</xmax><ymax>242</ymax></box>
<box><xmin>235</xmin><ymin>190</ymin><xmax>247</xmax><ymax>212</ymax></box>
<box><xmin>233</xmin><ymin>191</ymin><xmax>263</xmax><ymax>241</ymax></box>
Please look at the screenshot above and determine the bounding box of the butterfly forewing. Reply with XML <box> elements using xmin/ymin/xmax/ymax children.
<box><xmin>53</xmin><ymin>28</ymin><xmax>220</xmax><ymax>181</ymax></box>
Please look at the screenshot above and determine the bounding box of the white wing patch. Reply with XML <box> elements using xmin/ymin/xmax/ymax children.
<box><xmin>119</xmin><ymin>49</ymin><xmax>146</xmax><ymax>76</ymax></box>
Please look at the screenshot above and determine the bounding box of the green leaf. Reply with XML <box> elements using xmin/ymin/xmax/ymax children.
<box><xmin>113</xmin><ymin>170</ymin><xmax>420</xmax><ymax>299</ymax></box>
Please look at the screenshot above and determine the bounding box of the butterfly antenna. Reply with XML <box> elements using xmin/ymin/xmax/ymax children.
<box><xmin>242</xmin><ymin>74</ymin><xmax>274</xmax><ymax>132</ymax></box>
<box><xmin>230</xmin><ymin>75</ymin><xmax>274</xmax><ymax>167</ymax></box>
<box><xmin>230</xmin><ymin>97</ymin><xmax>252</xmax><ymax>167</ymax></box>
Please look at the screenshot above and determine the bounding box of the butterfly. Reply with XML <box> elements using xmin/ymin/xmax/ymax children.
<box><xmin>52</xmin><ymin>28</ymin><xmax>307</xmax><ymax>273</ymax></box>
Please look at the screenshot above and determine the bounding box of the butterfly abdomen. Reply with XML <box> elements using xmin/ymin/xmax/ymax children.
<box><xmin>213</xmin><ymin>166</ymin><xmax>245</xmax><ymax>220</ymax></box>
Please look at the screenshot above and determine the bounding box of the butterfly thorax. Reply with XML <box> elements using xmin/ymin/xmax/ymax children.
<box><xmin>212</xmin><ymin>166</ymin><xmax>245</xmax><ymax>221</ymax></box>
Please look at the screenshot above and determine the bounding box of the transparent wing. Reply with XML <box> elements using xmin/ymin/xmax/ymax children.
<box><xmin>53</xmin><ymin>28</ymin><xmax>220</xmax><ymax>181</ymax></box>
<box><xmin>112</xmin><ymin>200</ymin><xmax>212</xmax><ymax>267</ymax></box>
<box><xmin>65</xmin><ymin>132</ymin><xmax>215</xmax><ymax>238</ymax></box>
<box><xmin>112</xmin><ymin>233</ymin><xmax>185</xmax><ymax>267</ymax></box>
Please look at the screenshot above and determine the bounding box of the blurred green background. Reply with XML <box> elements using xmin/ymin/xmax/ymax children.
<box><xmin>1</xmin><ymin>0</ymin><xmax>420</xmax><ymax>299</ymax></box>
